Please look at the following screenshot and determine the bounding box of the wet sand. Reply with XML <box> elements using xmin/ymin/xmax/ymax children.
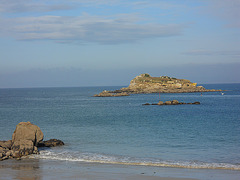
<box><xmin>0</xmin><ymin>158</ymin><xmax>239</xmax><ymax>180</ymax></box>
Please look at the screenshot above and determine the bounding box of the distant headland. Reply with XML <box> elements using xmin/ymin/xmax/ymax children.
<box><xmin>94</xmin><ymin>73</ymin><xmax>222</xmax><ymax>97</ymax></box>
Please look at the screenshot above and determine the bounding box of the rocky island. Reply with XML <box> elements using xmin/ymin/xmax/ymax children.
<box><xmin>94</xmin><ymin>73</ymin><xmax>222</xmax><ymax>97</ymax></box>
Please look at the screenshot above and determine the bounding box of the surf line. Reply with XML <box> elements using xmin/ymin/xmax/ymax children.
<box><xmin>35</xmin><ymin>154</ymin><xmax>240</xmax><ymax>171</ymax></box>
<box><xmin>81</xmin><ymin>160</ymin><xmax>240</xmax><ymax>170</ymax></box>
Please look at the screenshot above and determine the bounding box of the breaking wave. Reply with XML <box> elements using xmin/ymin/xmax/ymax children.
<box><xmin>31</xmin><ymin>150</ymin><xmax>240</xmax><ymax>171</ymax></box>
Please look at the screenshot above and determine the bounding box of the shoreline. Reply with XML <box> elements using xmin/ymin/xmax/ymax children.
<box><xmin>29</xmin><ymin>149</ymin><xmax>240</xmax><ymax>171</ymax></box>
<box><xmin>1</xmin><ymin>158</ymin><xmax>240</xmax><ymax>180</ymax></box>
<box><xmin>94</xmin><ymin>89</ymin><xmax>223</xmax><ymax>97</ymax></box>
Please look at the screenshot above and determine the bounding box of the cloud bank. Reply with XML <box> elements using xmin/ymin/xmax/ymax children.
<box><xmin>1</xmin><ymin>0</ymin><xmax>238</xmax><ymax>45</ymax></box>
<box><xmin>0</xmin><ymin>14</ymin><xmax>184</xmax><ymax>44</ymax></box>
<box><xmin>0</xmin><ymin>0</ymin><xmax>187</xmax><ymax>44</ymax></box>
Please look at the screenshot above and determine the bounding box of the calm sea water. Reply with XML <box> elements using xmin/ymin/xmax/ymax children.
<box><xmin>0</xmin><ymin>84</ymin><xmax>239</xmax><ymax>170</ymax></box>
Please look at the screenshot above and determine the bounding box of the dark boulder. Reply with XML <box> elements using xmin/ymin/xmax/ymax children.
<box><xmin>143</xmin><ymin>103</ymin><xmax>151</xmax><ymax>105</ymax></box>
<box><xmin>38</xmin><ymin>139</ymin><xmax>64</xmax><ymax>147</ymax></box>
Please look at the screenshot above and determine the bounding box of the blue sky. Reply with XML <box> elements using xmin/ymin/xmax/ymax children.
<box><xmin>0</xmin><ymin>0</ymin><xmax>239</xmax><ymax>88</ymax></box>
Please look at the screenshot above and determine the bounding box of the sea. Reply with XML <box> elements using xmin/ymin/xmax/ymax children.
<box><xmin>0</xmin><ymin>84</ymin><xmax>240</xmax><ymax>172</ymax></box>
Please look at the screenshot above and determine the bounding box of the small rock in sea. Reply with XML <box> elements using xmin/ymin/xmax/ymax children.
<box><xmin>165</xmin><ymin>101</ymin><xmax>172</xmax><ymax>105</ymax></box>
<box><xmin>143</xmin><ymin>103</ymin><xmax>151</xmax><ymax>105</ymax></box>
<box><xmin>171</xmin><ymin>100</ymin><xmax>179</xmax><ymax>105</ymax></box>
<box><xmin>38</xmin><ymin>139</ymin><xmax>64</xmax><ymax>147</ymax></box>
<box><xmin>157</xmin><ymin>101</ymin><xmax>164</xmax><ymax>105</ymax></box>
<box><xmin>193</xmin><ymin>101</ymin><xmax>200</xmax><ymax>104</ymax></box>
<box><xmin>143</xmin><ymin>100</ymin><xmax>200</xmax><ymax>106</ymax></box>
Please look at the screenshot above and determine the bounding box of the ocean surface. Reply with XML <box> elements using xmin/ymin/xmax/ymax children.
<box><xmin>0</xmin><ymin>84</ymin><xmax>240</xmax><ymax>171</ymax></box>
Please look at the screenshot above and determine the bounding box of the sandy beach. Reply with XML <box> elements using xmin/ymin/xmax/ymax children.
<box><xmin>1</xmin><ymin>158</ymin><xmax>240</xmax><ymax>180</ymax></box>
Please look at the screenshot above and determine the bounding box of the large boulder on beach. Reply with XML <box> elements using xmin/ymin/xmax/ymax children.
<box><xmin>11</xmin><ymin>122</ymin><xmax>44</xmax><ymax>156</ymax></box>
<box><xmin>0</xmin><ymin>122</ymin><xmax>65</xmax><ymax>161</ymax></box>
<box><xmin>12</xmin><ymin>122</ymin><xmax>44</xmax><ymax>146</ymax></box>
<box><xmin>11</xmin><ymin>140</ymin><xmax>38</xmax><ymax>156</ymax></box>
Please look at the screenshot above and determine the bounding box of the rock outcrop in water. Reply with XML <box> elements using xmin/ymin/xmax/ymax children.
<box><xmin>143</xmin><ymin>100</ymin><xmax>201</xmax><ymax>106</ymax></box>
<box><xmin>0</xmin><ymin>122</ymin><xmax>64</xmax><ymax>161</ymax></box>
<box><xmin>94</xmin><ymin>73</ymin><xmax>222</xmax><ymax>97</ymax></box>
<box><xmin>94</xmin><ymin>90</ymin><xmax>129</xmax><ymax>97</ymax></box>
<box><xmin>38</xmin><ymin>139</ymin><xmax>65</xmax><ymax>147</ymax></box>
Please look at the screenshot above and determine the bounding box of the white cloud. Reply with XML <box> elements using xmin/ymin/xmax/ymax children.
<box><xmin>0</xmin><ymin>14</ymin><xmax>184</xmax><ymax>44</ymax></box>
<box><xmin>0</xmin><ymin>0</ymin><xmax>123</xmax><ymax>13</ymax></box>
<box><xmin>0</xmin><ymin>0</ymin><xmax>187</xmax><ymax>44</ymax></box>
<box><xmin>0</xmin><ymin>0</ymin><xmax>186</xmax><ymax>13</ymax></box>
<box><xmin>0</xmin><ymin>0</ymin><xmax>74</xmax><ymax>13</ymax></box>
<box><xmin>69</xmin><ymin>0</ymin><xmax>121</xmax><ymax>6</ymax></box>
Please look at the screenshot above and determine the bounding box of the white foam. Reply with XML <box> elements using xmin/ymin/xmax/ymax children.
<box><xmin>31</xmin><ymin>150</ymin><xmax>240</xmax><ymax>171</ymax></box>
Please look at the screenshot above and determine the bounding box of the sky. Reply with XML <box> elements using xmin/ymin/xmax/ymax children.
<box><xmin>0</xmin><ymin>0</ymin><xmax>239</xmax><ymax>88</ymax></box>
